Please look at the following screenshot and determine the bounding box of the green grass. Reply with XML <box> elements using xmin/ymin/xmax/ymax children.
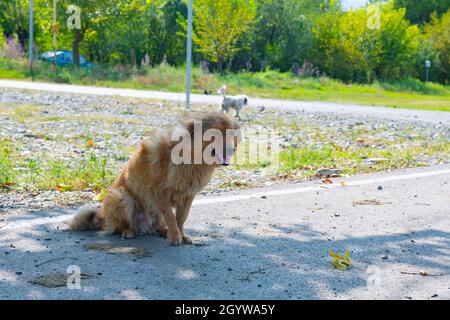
<box><xmin>239</xmin><ymin>113</ymin><xmax>450</xmax><ymax>180</ymax></box>
<box><xmin>2</xmin><ymin>137</ymin><xmax>448</xmax><ymax>192</ymax></box>
<box><xmin>0</xmin><ymin>142</ymin><xmax>116</xmax><ymax>192</ymax></box>
<box><xmin>0</xmin><ymin>140</ymin><xmax>16</xmax><ymax>188</ymax></box>
<box><xmin>279</xmin><ymin>142</ymin><xmax>450</xmax><ymax>179</ymax></box>
<box><xmin>1</xmin><ymin>57</ymin><xmax>449</xmax><ymax>111</ymax></box>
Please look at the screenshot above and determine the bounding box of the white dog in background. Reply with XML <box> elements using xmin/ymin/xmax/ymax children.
<box><xmin>218</xmin><ymin>85</ymin><xmax>248</xmax><ymax>119</ymax></box>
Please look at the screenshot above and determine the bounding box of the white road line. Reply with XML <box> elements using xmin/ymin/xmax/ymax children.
<box><xmin>194</xmin><ymin>169</ymin><xmax>450</xmax><ymax>205</ymax></box>
<box><xmin>2</xmin><ymin>168</ymin><xmax>449</xmax><ymax>231</ymax></box>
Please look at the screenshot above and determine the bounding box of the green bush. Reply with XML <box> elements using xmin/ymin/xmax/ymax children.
<box><xmin>310</xmin><ymin>3</ymin><xmax>420</xmax><ymax>83</ymax></box>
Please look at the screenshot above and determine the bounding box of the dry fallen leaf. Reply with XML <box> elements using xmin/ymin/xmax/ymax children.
<box><xmin>0</xmin><ymin>182</ymin><xmax>14</xmax><ymax>190</ymax></box>
<box><xmin>353</xmin><ymin>199</ymin><xmax>383</xmax><ymax>206</ymax></box>
<box><xmin>322</xmin><ymin>178</ymin><xmax>333</xmax><ymax>184</ymax></box>
<box><xmin>86</xmin><ymin>139</ymin><xmax>95</xmax><ymax>148</ymax></box>
<box><xmin>55</xmin><ymin>184</ymin><xmax>73</xmax><ymax>192</ymax></box>
<box><xmin>83</xmin><ymin>243</ymin><xmax>150</xmax><ymax>258</ymax></box>
<box><xmin>308</xmin><ymin>207</ymin><xmax>325</xmax><ymax>211</ymax></box>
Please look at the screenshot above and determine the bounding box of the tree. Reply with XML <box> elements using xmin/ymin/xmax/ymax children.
<box><xmin>79</xmin><ymin>0</ymin><xmax>167</xmax><ymax>66</ymax></box>
<box><xmin>242</xmin><ymin>0</ymin><xmax>323</xmax><ymax>72</ymax></box>
<box><xmin>56</xmin><ymin>0</ymin><xmax>107</xmax><ymax>66</ymax></box>
<box><xmin>424</xmin><ymin>9</ymin><xmax>450</xmax><ymax>83</ymax></box>
<box><xmin>394</xmin><ymin>0</ymin><xmax>450</xmax><ymax>24</ymax></box>
<box><xmin>161</xmin><ymin>0</ymin><xmax>187</xmax><ymax>65</ymax></box>
<box><xmin>116</xmin><ymin>0</ymin><xmax>169</xmax><ymax>66</ymax></box>
<box><xmin>190</xmin><ymin>0</ymin><xmax>257</xmax><ymax>72</ymax></box>
<box><xmin>310</xmin><ymin>2</ymin><xmax>419</xmax><ymax>82</ymax></box>
<box><xmin>309</xmin><ymin>0</ymin><xmax>362</xmax><ymax>81</ymax></box>
<box><xmin>0</xmin><ymin>0</ymin><xmax>29</xmax><ymax>48</ymax></box>
<box><xmin>0</xmin><ymin>0</ymin><xmax>52</xmax><ymax>52</ymax></box>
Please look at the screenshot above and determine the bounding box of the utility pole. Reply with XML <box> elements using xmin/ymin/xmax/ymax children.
<box><xmin>185</xmin><ymin>0</ymin><xmax>193</xmax><ymax>112</ymax></box>
<box><xmin>29</xmin><ymin>0</ymin><xmax>34</xmax><ymax>69</ymax></box>
<box><xmin>52</xmin><ymin>0</ymin><xmax>58</xmax><ymax>71</ymax></box>
<box><xmin>425</xmin><ymin>60</ymin><xmax>431</xmax><ymax>83</ymax></box>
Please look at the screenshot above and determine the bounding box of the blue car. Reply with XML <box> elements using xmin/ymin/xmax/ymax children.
<box><xmin>39</xmin><ymin>50</ymin><xmax>94</xmax><ymax>67</ymax></box>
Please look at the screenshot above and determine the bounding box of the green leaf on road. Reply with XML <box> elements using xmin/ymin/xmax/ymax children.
<box><xmin>329</xmin><ymin>250</ymin><xmax>351</xmax><ymax>271</ymax></box>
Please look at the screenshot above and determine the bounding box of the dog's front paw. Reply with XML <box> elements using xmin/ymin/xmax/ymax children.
<box><xmin>155</xmin><ymin>226</ymin><xmax>168</xmax><ymax>238</ymax></box>
<box><xmin>121</xmin><ymin>228</ymin><xmax>135</xmax><ymax>239</ymax></box>
<box><xmin>181</xmin><ymin>234</ymin><xmax>193</xmax><ymax>245</ymax></box>
<box><xmin>167</xmin><ymin>231</ymin><xmax>182</xmax><ymax>246</ymax></box>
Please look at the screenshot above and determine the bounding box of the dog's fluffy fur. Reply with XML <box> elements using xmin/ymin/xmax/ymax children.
<box><xmin>218</xmin><ymin>85</ymin><xmax>248</xmax><ymax>118</ymax></box>
<box><xmin>70</xmin><ymin>112</ymin><xmax>240</xmax><ymax>245</ymax></box>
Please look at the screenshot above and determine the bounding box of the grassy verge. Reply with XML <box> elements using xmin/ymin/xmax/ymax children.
<box><xmin>279</xmin><ymin>142</ymin><xmax>450</xmax><ymax>178</ymax></box>
<box><xmin>1</xmin><ymin>57</ymin><xmax>449</xmax><ymax>112</ymax></box>
<box><xmin>0</xmin><ymin>139</ymin><xmax>117</xmax><ymax>192</ymax></box>
<box><xmin>2</xmin><ymin>133</ymin><xmax>448</xmax><ymax>193</ymax></box>
<box><xmin>246</xmin><ymin>114</ymin><xmax>450</xmax><ymax>181</ymax></box>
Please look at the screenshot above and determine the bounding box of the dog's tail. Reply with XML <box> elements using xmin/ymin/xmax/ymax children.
<box><xmin>217</xmin><ymin>84</ymin><xmax>227</xmax><ymax>98</ymax></box>
<box><xmin>69</xmin><ymin>204</ymin><xmax>104</xmax><ymax>231</ymax></box>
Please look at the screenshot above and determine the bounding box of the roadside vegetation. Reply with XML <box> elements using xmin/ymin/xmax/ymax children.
<box><xmin>0</xmin><ymin>94</ymin><xmax>448</xmax><ymax>194</ymax></box>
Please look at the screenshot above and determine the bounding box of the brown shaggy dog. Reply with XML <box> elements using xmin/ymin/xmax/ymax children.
<box><xmin>70</xmin><ymin>112</ymin><xmax>240</xmax><ymax>245</ymax></box>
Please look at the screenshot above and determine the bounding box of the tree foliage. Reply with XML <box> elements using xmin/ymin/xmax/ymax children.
<box><xmin>0</xmin><ymin>0</ymin><xmax>449</xmax><ymax>84</ymax></box>
<box><xmin>310</xmin><ymin>2</ymin><xmax>420</xmax><ymax>82</ymax></box>
<box><xmin>394</xmin><ymin>0</ymin><xmax>450</xmax><ymax>24</ymax></box>
<box><xmin>0</xmin><ymin>0</ymin><xmax>52</xmax><ymax>49</ymax></box>
<box><xmin>0</xmin><ymin>0</ymin><xmax>30</xmax><ymax>47</ymax></box>
<box><xmin>243</xmin><ymin>0</ymin><xmax>322</xmax><ymax>71</ymax></box>
<box><xmin>424</xmin><ymin>9</ymin><xmax>450</xmax><ymax>83</ymax></box>
<box><xmin>189</xmin><ymin>0</ymin><xmax>257</xmax><ymax>71</ymax></box>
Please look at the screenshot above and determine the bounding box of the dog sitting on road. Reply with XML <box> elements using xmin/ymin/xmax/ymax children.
<box><xmin>218</xmin><ymin>85</ymin><xmax>248</xmax><ymax>119</ymax></box>
<box><xmin>70</xmin><ymin>112</ymin><xmax>240</xmax><ymax>245</ymax></box>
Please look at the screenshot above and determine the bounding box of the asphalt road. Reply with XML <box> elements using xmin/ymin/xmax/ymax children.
<box><xmin>1</xmin><ymin>165</ymin><xmax>449</xmax><ymax>299</ymax></box>
<box><xmin>1</xmin><ymin>79</ymin><xmax>449</xmax><ymax>125</ymax></box>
